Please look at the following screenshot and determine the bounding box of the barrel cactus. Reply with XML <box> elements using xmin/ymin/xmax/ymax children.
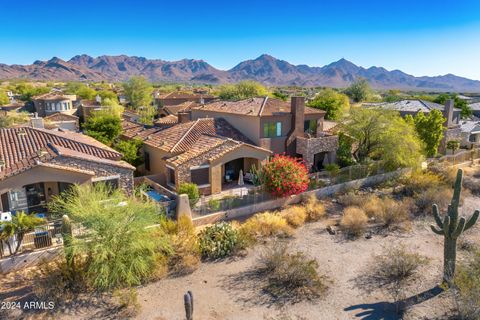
<box><xmin>184</xmin><ymin>291</ymin><xmax>193</xmax><ymax>320</ymax></box>
<box><xmin>430</xmin><ymin>169</ymin><xmax>479</xmax><ymax>284</ymax></box>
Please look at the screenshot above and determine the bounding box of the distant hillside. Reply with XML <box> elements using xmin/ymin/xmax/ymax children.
<box><xmin>1</xmin><ymin>54</ymin><xmax>479</xmax><ymax>92</ymax></box>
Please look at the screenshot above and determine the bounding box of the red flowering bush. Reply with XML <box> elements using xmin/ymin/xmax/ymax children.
<box><xmin>260</xmin><ymin>155</ymin><xmax>309</xmax><ymax>197</ymax></box>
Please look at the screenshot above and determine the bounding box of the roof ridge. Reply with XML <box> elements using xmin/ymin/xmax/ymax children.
<box><xmin>30</xmin><ymin>127</ymin><xmax>121</xmax><ymax>157</ymax></box>
<box><xmin>170</xmin><ymin>119</ymin><xmax>201</xmax><ymax>152</ymax></box>
<box><xmin>258</xmin><ymin>96</ymin><xmax>269</xmax><ymax>116</ymax></box>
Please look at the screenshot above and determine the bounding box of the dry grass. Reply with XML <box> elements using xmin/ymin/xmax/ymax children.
<box><xmin>240</xmin><ymin>212</ymin><xmax>294</xmax><ymax>244</ymax></box>
<box><xmin>401</xmin><ymin>170</ymin><xmax>446</xmax><ymax>197</ymax></box>
<box><xmin>338</xmin><ymin>192</ymin><xmax>367</xmax><ymax>207</ymax></box>
<box><xmin>281</xmin><ymin>206</ymin><xmax>307</xmax><ymax>228</ymax></box>
<box><xmin>340</xmin><ymin>206</ymin><xmax>368</xmax><ymax>238</ymax></box>
<box><xmin>414</xmin><ymin>187</ymin><xmax>453</xmax><ymax>215</ymax></box>
<box><xmin>377</xmin><ymin>197</ymin><xmax>411</xmax><ymax>227</ymax></box>
<box><xmin>361</xmin><ymin>195</ymin><xmax>384</xmax><ymax>219</ymax></box>
<box><xmin>303</xmin><ymin>194</ymin><xmax>326</xmax><ymax>222</ymax></box>
<box><xmin>259</xmin><ymin>243</ymin><xmax>327</xmax><ymax>303</ymax></box>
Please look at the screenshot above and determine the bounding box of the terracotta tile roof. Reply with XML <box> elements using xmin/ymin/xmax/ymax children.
<box><xmin>158</xmin><ymin>91</ymin><xmax>214</xmax><ymax>100</ymax></box>
<box><xmin>163</xmin><ymin>101</ymin><xmax>198</xmax><ymax>115</ymax></box>
<box><xmin>193</xmin><ymin>97</ymin><xmax>324</xmax><ymax>116</ymax></box>
<box><xmin>154</xmin><ymin>115</ymin><xmax>178</xmax><ymax>125</ymax></box>
<box><xmin>120</xmin><ymin>119</ymin><xmax>163</xmax><ymax>140</ymax></box>
<box><xmin>44</xmin><ymin>113</ymin><xmax>79</xmax><ymax>121</ymax></box>
<box><xmin>145</xmin><ymin>118</ymin><xmax>253</xmax><ymax>153</ymax></box>
<box><xmin>0</xmin><ymin>127</ymin><xmax>129</xmax><ymax>180</ymax></box>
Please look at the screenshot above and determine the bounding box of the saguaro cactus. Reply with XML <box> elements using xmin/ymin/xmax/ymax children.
<box><xmin>430</xmin><ymin>169</ymin><xmax>479</xmax><ymax>284</ymax></box>
<box><xmin>184</xmin><ymin>291</ymin><xmax>193</xmax><ymax>320</ymax></box>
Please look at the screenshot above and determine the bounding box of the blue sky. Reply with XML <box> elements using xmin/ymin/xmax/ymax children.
<box><xmin>2</xmin><ymin>0</ymin><xmax>480</xmax><ymax>79</ymax></box>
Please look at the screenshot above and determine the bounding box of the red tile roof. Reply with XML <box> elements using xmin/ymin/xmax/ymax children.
<box><xmin>192</xmin><ymin>97</ymin><xmax>324</xmax><ymax>116</ymax></box>
<box><xmin>145</xmin><ymin>118</ymin><xmax>253</xmax><ymax>153</ymax></box>
<box><xmin>158</xmin><ymin>91</ymin><xmax>214</xmax><ymax>100</ymax></box>
<box><xmin>0</xmin><ymin>127</ymin><xmax>132</xmax><ymax>180</ymax></box>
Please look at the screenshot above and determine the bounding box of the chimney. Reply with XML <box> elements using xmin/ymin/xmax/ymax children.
<box><xmin>178</xmin><ymin>112</ymin><xmax>191</xmax><ymax>124</ymax></box>
<box><xmin>285</xmin><ymin>97</ymin><xmax>305</xmax><ymax>155</ymax></box>
<box><xmin>291</xmin><ymin>96</ymin><xmax>305</xmax><ymax>136</ymax></box>
<box><xmin>30</xmin><ymin>113</ymin><xmax>44</xmax><ymax>129</ymax></box>
<box><xmin>443</xmin><ymin>99</ymin><xmax>454</xmax><ymax>128</ymax></box>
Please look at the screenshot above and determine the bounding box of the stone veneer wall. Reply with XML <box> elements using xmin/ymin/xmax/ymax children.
<box><xmin>296</xmin><ymin>135</ymin><xmax>339</xmax><ymax>170</ymax></box>
<box><xmin>51</xmin><ymin>156</ymin><xmax>134</xmax><ymax>194</ymax></box>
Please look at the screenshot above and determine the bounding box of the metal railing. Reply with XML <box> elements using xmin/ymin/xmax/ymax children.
<box><xmin>435</xmin><ymin>148</ymin><xmax>480</xmax><ymax>166</ymax></box>
<box><xmin>0</xmin><ymin>219</ymin><xmax>64</xmax><ymax>259</ymax></box>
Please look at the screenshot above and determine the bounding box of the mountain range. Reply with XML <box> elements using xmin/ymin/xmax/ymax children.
<box><xmin>1</xmin><ymin>54</ymin><xmax>479</xmax><ymax>92</ymax></box>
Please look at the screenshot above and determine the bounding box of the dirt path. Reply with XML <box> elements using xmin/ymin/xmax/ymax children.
<box><xmin>136</xmin><ymin>197</ymin><xmax>480</xmax><ymax>320</ymax></box>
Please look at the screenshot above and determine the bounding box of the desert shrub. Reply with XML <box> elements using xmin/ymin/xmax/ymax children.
<box><xmin>340</xmin><ymin>206</ymin><xmax>368</xmax><ymax>238</ymax></box>
<box><xmin>259</xmin><ymin>154</ymin><xmax>309</xmax><ymax>197</ymax></box>
<box><xmin>370</xmin><ymin>246</ymin><xmax>427</xmax><ymax>311</ymax></box>
<box><xmin>113</xmin><ymin>288</ymin><xmax>141</xmax><ymax>318</ymax></box>
<box><xmin>414</xmin><ymin>187</ymin><xmax>452</xmax><ymax>215</ymax></box>
<box><xmin>454</xmin><ymin>250</ymin><xmax>480</xmax><ymax>320</ymax></box>
<box><xmin>178</xmin><ymin>183</ymin><xmax>200</xmax><ymax>206</ymax></box>
<box><xmin>240</xmin><ymin>212</ymin><xmax>294</xmax><ymax>243</ymax></box>
<box><xmin>281</xmin><ymin>206</ymin><xmax>307</xmax><ymax>228</ymax></box>
<box><xmin>361</xmin><ymin>195</ymin><xmax>384</xmax><ymax>219</ymax></box>
<box><xmin>338</xmin><ymin>192</ymin><xmax>367</xmax><ymax>207</ymax></box>
<box><xmin>378</xmin><ymin>197</ymin><xmax>411</xmax><ymax>227</ymax></box>
<box><xmin>400</xmin><ymin>170</ymin><xmax>445</xmax><ymax>197</ymax></box>
<box><xmin>208</xmin><ymin>198</ymin><xmax>221</xmax><ymax>211</ymax></box>
<box><xmin>303</xmin><ymin>194</ymin><xmax>326</xmax><ymax>221</ymax></box>
<box><xmin>199</xmin><ymin>222</ymin><xmax>238</xmax><ymax>259</ymax></box>
<box><xmin>259</xmin><ymin>243</ymin><xmax>327</xmax><ymax>302</ymax></box>
<box><xmin>463</xmin><ymin>177</ymin><xmax>480</xmax><ymax>196</ymax></box>
<box><xmin>324</xmin><ymin>163</ymin><xmax>340</xmax><ymax>177</ymax></box>
<box><xmin>32</xmin><ymin>258</ymin><xmax>88</xmax><ymax>305</ymax></box>
<box><xmin>163</xmin><ymin>216</ymin><xmax>201</xmax><ymax>276</ymax></box>
<box><xmin>428</xmin><ymin>163</ymin><xmax>458</xmax><ymax>185</ymax></box>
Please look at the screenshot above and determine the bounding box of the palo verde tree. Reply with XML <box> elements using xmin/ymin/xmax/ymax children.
<box><xmin>122</xmin><ymin>76</ymin><xmax>153</xmax><ymax>109</ymax></box>
<box><xmin>49</xmin><ymin>183</ymin><xmax>166</xmax><ymax>290</ymax></box>
<box><xmin>430</xmin><ymin>169</ymin><xmax>479</xmax><ymax>284</ymax></box>
<box><xmin>217</xmin><ymin>80</ymin><xmax>270</xmax><ymax>101</ymax></box>
<box><xmin>341</xmin><ymin>107</ymin><xmax>423</xmax><ymax>168</ymax></box>
<box><xmin>405</xmin><ymin>109</ymin><xmax>445</xmax><ymax>158</ymax></box>
<box><xmin>307</xmin><ymin>88</ymin><xmax>350</xmax><ymax>120</ymax></box>
<box><xmin>344</xmin><ymin>78</ymin><xmax>372</xmax><ymax>103</ymax></box>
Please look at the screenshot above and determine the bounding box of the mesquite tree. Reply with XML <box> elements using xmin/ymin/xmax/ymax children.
<box><xmin>430</xmin><ymin>169</ymin><xmax>479</xmax><ymax>284</ymax></box>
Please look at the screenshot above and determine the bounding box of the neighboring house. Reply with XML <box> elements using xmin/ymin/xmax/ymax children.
<box><xmin>158</xmin><ymin>101</ymin><xmax>198</xmax><ymax>117</ymax></box>
<box><xmin>43</xmin><ymin>113</ymin><xmax>80</xmax><ymax>131</ymax></box>
<box><xmin>140</xmin><ymin>118</ymin><xmax>272</xmax><ymax>195</ymax></box>
<box><xmin>119</xmin><ymin>119</ymin><xmax>162</xmax><ymax>141</ymax></box>
<box><xmin>154</xmin><ymin>114</ymin><xmax>179</xmax><ymax>129</ymax></box>
<box><xmin>459</xmin><ymin>120</ymin><xmax>480</xmax><ymax>146</ymax></box>
<box><xmin>469</xmin><ymin>102</ymin><xmax>480</xmax><ymax>118</ymax></box>
<box><xmin>0</xmin><ymin>101</ymin><xmax>25</xmax><ymax>113</ymax></box>
<box><xmin>32</xmin><ymin>93</ymin><xmax>77</xmax><ymax>117</ymax></box>
<box><xmin>364</xmin><ymin>99</ymin><xmax>463</xmax><ymax>153</ymax></box>
<box><xmin>0</xmin><ymin>127</ymin><xmax>135</xmax><ymax>214</ymax></box>
<box><xmin>78</xmin><ymin>100</ymin><xmax>107</xmax><ymax>123</ymax></box>
<box><xmin>155</xmin><ymin>91</ymin><xmax>215</xmax><ymax>107</ymax></box>
<box><xmin>190</xmin><ymin>97</ymin><xmax>338</xmax><ymax>171</ymax></box>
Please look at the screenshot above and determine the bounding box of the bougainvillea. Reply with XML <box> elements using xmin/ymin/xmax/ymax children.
<box><xmin>260</xmin><ymin>154</ymin><xmax>309</xmax><ymax>197</ymax></box>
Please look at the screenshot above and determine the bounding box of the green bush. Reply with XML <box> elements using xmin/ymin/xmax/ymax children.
<box><xmin>178</xmin><ymin>183</ymin><xmax>200</xmax><ymax>206</ymax></box>
<box><xmin>208</xmin><ymin>198</ymin><xmax>221</xmax><ymax>211</ymax></box>
<box><xmin>198</xmin><ymin>222</ymin><xmax>238</xmax><ymax>259</ymax></box>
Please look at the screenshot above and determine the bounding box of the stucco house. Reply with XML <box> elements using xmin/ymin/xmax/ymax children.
<box><xmin>140</xmin><ymin>117</ymin><xmax>272</xmax><ymax>195</ymax></box>
<box><xmin>0</xmin><ymin>127</ymin><xmax>135</xmax><ymax>214</ymax></box>
<box><xmin>190</xmin><ymin>96</ymin><xmax>338</xmax><ymax>171</ymax></box>
<box><xmin>32</xmin><ymin>93</ymin><xmax>77</xmax><ymax>117</ymax></box>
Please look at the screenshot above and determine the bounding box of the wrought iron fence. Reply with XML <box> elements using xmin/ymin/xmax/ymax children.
<box><xmin>0</xmin><ymin>219</ymin><xmax>64</xmax><ymax>259</ymax></box>
<box><xmin>436</xmin><ymin>148</ymin><xmax>480</xmax><ymax>166</ymax></box>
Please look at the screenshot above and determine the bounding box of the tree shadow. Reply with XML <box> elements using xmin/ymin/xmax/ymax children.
<box><xmin>344</xmin><ymin>285</ymin><xmax>444</xmax><ymax>319</ymax></box>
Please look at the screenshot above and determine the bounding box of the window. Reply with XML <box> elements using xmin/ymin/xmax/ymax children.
<box><xmin>167</xmin><ymin>167</ymin><xmax>175</xmax><ymax>186</ymax></box>
<box><xmin>263</xmin><ymin>122</ymin><xmax>282</xmax><ymax>138</ymax></box>
<box><xmin>304</xmin><ymin>120</ymin><xmax>317</xmax><ymax>135</ymax></box>
<box><xmin>191</xmin><ymin>166</ymin><xmax>209</xmax><ymax>186</ymax></box>
<box><xmin>144</xmin><ymin>152</ymin><xmax>150</xmax><ymax>171</ymax></box>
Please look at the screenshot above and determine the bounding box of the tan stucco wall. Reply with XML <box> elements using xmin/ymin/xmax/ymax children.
<box><xmin>143</xmin><ymin>144</ymin><xmax>170</xmax><ymax>185</ymax></box>
<box><xmin>191</xmin><ymin>110</ymin><xmax>261</xmax><ymax>145</ymax></box>
<box><xmin>0</xmin><ymin>166</ymin><xmax>93</xmax><ymax>195</ymax></box>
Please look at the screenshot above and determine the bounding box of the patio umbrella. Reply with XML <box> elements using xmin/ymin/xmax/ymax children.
<box><xmin>238</xmin><ymin>169</ymin><xmax>244</xmax><ymax>186</ymax></box>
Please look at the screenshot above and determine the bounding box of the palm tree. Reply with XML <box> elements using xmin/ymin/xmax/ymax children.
<box><xmin>0</xmin><ymin>212</ymin><xmax>45</xmax><ymax>255</ymax></box>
